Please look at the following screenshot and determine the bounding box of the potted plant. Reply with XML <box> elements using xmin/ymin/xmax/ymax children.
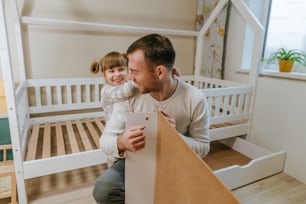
<box><xmin>264</xmin><ymin>48</ymin><xmax>306</xmax><ymax>72</ymax></box>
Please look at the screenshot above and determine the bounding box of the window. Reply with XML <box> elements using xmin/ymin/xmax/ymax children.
<box><xmin>240</xmin><ymin>0</ymin><xmax>269</xmax><ymax>70</ymax></box>
<box><xmin>263</xmin><ymin>0</ymin><xmax>306</xmax><ymax>73</ymax></box>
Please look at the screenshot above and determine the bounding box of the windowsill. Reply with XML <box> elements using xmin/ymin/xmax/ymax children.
<box><xmin>259</xmin><ymin>70</ymin><xmax>306</xmax><ymax>81</ymax></box>
<box><xmin>235</xmin><ymin>68</ymin><xmax>306</xmax><ymax>81</ymax></box>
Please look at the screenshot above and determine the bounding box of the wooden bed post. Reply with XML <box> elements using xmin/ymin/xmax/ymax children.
<box><xmin>230</xmin><ymin>0</ymin><xmax>264</xmax><ymax>141</ymax></box>
<box><xmin>0</xmin><ymin>0</ymin><xmax>28</xmax><ymax>203</ymax></box>
<box><xmin>125</xmin><ymin>111</ymin><xmax>240</xmax><ymax>204</ymax></box>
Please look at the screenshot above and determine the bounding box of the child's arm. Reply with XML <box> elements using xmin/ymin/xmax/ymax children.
<box><xmin>101</xmin><ymin>81</ymin><xmax>136</xmax><ymax>104</ymax></box>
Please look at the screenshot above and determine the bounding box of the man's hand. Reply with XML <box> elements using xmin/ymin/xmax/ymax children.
<box><xmin>117</xmin><ymin>126</ymin><xmax>146</xmax><ymax>153</ymax></box>
<box><xmin>159</xmin><ymin>110</ymin><xmax>176</xmax><ymax>129</ymax></box>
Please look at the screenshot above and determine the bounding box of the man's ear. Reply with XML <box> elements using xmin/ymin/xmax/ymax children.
<box><xmin>155</xmin><ymin>65</ymin><xmax>166</xmax><ymax>80</ymax></box>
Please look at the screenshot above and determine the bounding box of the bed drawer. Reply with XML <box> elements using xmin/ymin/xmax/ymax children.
<box><xmin>204</xmin><ymin>137</ymin><xmax>286</xmax><ymax>190</ymax></box>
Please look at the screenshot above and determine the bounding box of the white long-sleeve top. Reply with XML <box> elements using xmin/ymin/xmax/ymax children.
<box><xmin>101</xmin><ymin>80</ymin><xmax>136</xmax><ymax>121</ymax></box>
<box><xmin>100</xmin><ymin>79</ymin><xmax>210</xmax><ymax>165</ymax></box>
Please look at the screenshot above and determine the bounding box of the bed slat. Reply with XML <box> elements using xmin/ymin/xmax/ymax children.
<box><xmin>84</xmin><ymin>118</ymin><xmax>100</xmax><ymax>148</ymax></box>
<box><xmin>94</xmin><ymin>117</ymin><xmax>104</xmax><ymax>132</ymax></box>
<box><xmin>75</xmin><ymin>119</ymin><xmax>93</xmax><ymax>151</ymax></box>
<box><xmin>65</xmin><ymin>120</ymin><xmax>80</xmax><ymax>153</ymax></box>
<box><xmin>42</xmin><ymin>122</ymin><xmax>51</xmax><ymax>158</ymax></box>
<box><xmin>26</xmin><ymin>124</ymin><xmax>40</xmax><ymax>161</ymax></box>
<box><xmin>55</xmin><ymin>122</ymin><xmax>65</xmax><ymax>155</ymax></box>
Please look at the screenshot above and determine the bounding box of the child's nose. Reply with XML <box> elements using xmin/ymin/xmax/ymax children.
<box><xmin>114</xmin><ymin>71</ymin><xmax>121</xmax><ymax>76</ymax></box>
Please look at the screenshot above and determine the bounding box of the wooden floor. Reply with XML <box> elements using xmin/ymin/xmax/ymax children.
<box><xmin>1</xmin><ymin>165</ymin><xmax>306</xmax><ymax>204</ymax></box>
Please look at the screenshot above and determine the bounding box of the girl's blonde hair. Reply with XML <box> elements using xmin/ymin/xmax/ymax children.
<box><xmin>90</xmin><ymin>51</ymin><xmax>128</xmax><ymax>74</ymax></box>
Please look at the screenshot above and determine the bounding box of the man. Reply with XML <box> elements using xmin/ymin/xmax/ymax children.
<box><xmin>93</xmin><ymin>33</ymin><xmax>210</xmax><ymax>204</ymax></box>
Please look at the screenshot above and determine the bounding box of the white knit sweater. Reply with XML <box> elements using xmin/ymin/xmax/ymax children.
<box><xmin>100</xmin><ymin>79</ymin><xmax>210</xmax><ymax>165</ymax></box>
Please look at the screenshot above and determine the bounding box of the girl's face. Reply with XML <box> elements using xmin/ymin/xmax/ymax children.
<box><xmin>104</xmin><ymin>66</ymin><xmax>128</xmax><ymax>86</ymax></box>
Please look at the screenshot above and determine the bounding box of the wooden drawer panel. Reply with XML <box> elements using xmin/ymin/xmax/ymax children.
<box><xmin>204</xmin><ymin>137</ymin><xmax>286</xmax><ymax>190</ymax></box>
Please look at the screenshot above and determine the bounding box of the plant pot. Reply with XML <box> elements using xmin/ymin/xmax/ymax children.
<box><xmin>278</xmin><ymin>59</ymin><xmax>294</xmax><ymax>72</ymax></box>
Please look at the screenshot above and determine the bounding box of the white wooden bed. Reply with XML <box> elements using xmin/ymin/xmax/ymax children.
<box><xmin>0</xmin><ymin>0</ymin><xmax>285</xmax><ymax>203</ymax></box>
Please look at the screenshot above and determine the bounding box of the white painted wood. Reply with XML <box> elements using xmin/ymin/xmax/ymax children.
<box><xmin>25</xmin><ymin>77</ymin><xmax>103</xmax><ymax>113</ymax></box>
<box><xmin>211</xmin><ymin>137</ymin><xmax>285</xmax><ymax>189</ymax></box>
<box><xmin>21</xmin><ymin>16</ymin><xmax>198</xmax><ymax>37</ymax></box>
<box><xmin>220</xmin><ymin>137</ymin><xmax>271</xmax><ymax>158</ymax></box>
<box><xmin>215</xmin><ymin>151</ymin><xmax>286</xmax><ymax>190</ymax></box>
<box><xmin>222</xmin><ymin>95</ymin><xmax>230</xmax><ymax>116</ymax></box>
<box><xmin>85</xmin><ymin>84</ymin><xmax>90</xmax><ymax>103</ymax></box>
<box><xmin>23</xmin><ymin>149</ymin><xmax>106</xmax><ymax>179</ymax></box>
<box><xmin>30</xmin><ymin>112</ymin><xmax>104</xmax><ymax>124</ymax></box>
<box><xmin>180</xmin><ymin>75</ymin><xmax>245</xmax><ymax>88</ymax></box>
<box><xmin>231</xmin><ymin>0</ymin><xmax>264</xmax><ymax>86</ymax></box>
<box><xmin>45</xmin><ymin>85</ymin><xmax>51</xmax><ymax>105</ymax></box>
<box><xmin>11</xmin><ymin>0</ymin><xmax>26</xmax><ymax>82</ymax></box>
<box><xmin>210</xmin><ymin>123</ymin><xmax>249</xmax><ymax>141</ymax></box>
<box><xmin>0</xmin><ymin>1</ymin><xmax>28</xmax><ymax>203</ymax></box>
<box><xmin>201</xmin><ymin>86</ymin><xmax>254</xmax><ymax>97</ymax></box>
<box><xmin>28</xmin><ymin>102</ymin><xmax>101</xmax><ymax>113</ymax></box>
<box><xmin>125</xmin><ymin>112</ymin><xmax>158</xmax><ymax>204</ymax></box>
<box><xmin>210</xmin><ymin>112</ymin><xmax>251</xmax><ymax>124</ymax></box>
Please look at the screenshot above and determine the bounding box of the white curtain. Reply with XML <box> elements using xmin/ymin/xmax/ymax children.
<box><xmin>196</xmin><ymin>0</ymin><xmax>229</xmax><ymax>79</ymax></box>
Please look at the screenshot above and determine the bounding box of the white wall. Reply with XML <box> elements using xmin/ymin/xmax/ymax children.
<box><xmin>224</xmin><ymin>2</ymin><xmax>306</xmax><ymax>184</ymax></box>
<box><xmin>1</xmin><ymin>0</ymin><xmax>197</xmax><ymax>81</ymax></box>
<box><xmin>3</xmin><ymin>0</ymin><xmax>306</xmax><ymax>185</ymax></box>
<box><xmin>252</xmin><ymin>77</ymin><xmax>306</xmax><ymax>184</ymax></box>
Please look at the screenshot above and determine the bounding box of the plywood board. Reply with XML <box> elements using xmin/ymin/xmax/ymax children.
<box><xmin>126</xmin><ymin>111</ymin><xmax>240</xmax><ymax>204</ymax></box>
<box><xmin>125</xmin><ymin>112</ymin><xmax>157</xmax><ymax>204</ymax></box>
<box><xmin>204</xmin><ymin>141</ymin><xmax>251</xmax><ymax>171</ymax></box>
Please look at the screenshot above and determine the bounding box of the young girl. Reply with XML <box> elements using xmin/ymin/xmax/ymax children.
<box><xmin>90</xmin><ymin>51</ymin><xmax>137</xmax><ymax>121</ymax></box>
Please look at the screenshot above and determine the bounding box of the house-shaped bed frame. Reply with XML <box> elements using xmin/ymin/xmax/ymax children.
<box><xmin>0</xmin><ymin>0</ymin><xmax>285</xmax><ymax>203</ymax></box>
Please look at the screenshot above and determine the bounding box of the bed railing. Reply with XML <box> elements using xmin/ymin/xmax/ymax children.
<box><xmin>15</xmin><ymin>78</ymin><xmax>104</xmax><ymax>157</ymax></box>
<box><xmin>180</xmin><ymin>75</ymin><xmax>245</xmax><ymax>88</ymax></box>
<box><xmin>25</xmin><ymin>77</ymin><xmax>104</xmax><ymax>114</ymax></box>
<box><xmin>19</xmin><ymin>77</ymin><xmax>254</xmax><ymax>142</ymax></box>
<box><xmin>202</xmin><ymin>86</ymin><xmax>254</xmax><ymax>141</ymax></box>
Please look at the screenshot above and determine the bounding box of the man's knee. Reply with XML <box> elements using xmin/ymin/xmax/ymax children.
<box><xmin>93</xmin><ymin>180</ymin><xmax>110</xmax><ymax>203</ymax></box>
<box><xmin>93</xmin><ymin>181</ymin><xmax>124</xmax><ymax>204</ymax></box>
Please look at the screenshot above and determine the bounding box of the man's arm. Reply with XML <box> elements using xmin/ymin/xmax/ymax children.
<box><xmin>180</xmin><ymin>96</ymin><xmax>210</xmax><ymax>158</ymax></box>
